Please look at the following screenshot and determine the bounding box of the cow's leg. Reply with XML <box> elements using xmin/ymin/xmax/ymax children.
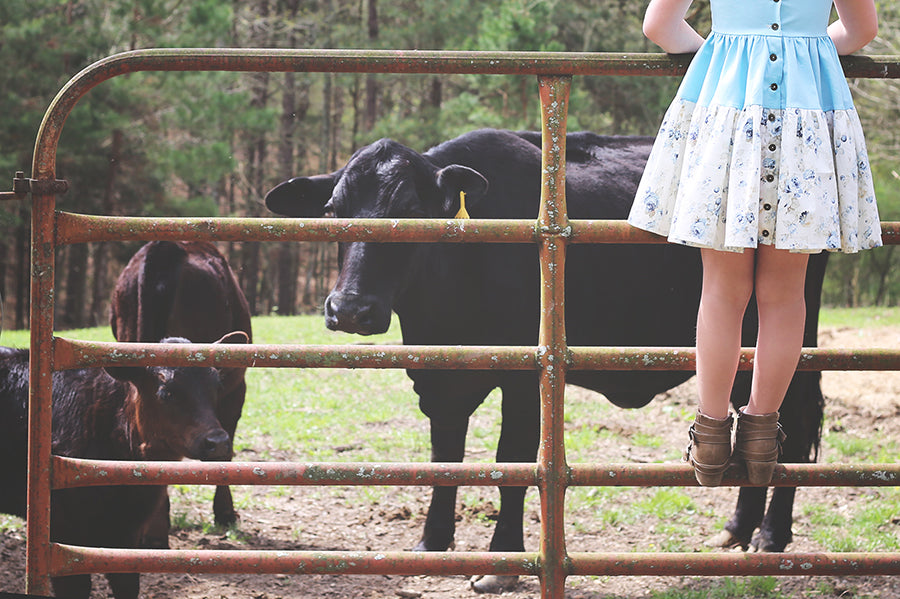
<box><xmin>105</xmin><ymin>572</ymin><xmax>140</xmax><ymax>599</ymax></box>
<box><xmin>473</xmin><ymin>375</ymin><xmax>540</xmax><ymax>594</ymax></box>
<box><xmin>413</xmin><ymin>417</ymin><xmax>469</xmax><ymax>551</ymax></box>
<box><xmin>718</xmin><ymin>487</ymin><xmax>767</xmax><ymax>549</ymax></box>
<box><xmin>213</xmin><ymin>378</ymin><xmax>245</xmax><ymax>526</ymax></box>
<box><xmin>138</xmin><ymin>492</ymin><xmax>171</xmax><ymax>548</ymax></box>
<box><xmin>489</xmin><ymin>376</ymin><xmax>540</xmax><ymax>552</ymax></box>
<box><xmin>752</xmin><ymin>371</ymin><xmax>822</xmax><ymax>551</ymax></box>
<box><xmin>51</xmin><ymin>574</ymin><xmax>92</xmax><ymax>599</ymax></box>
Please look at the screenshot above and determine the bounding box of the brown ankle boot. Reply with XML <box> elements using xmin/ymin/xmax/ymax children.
<box><xmin>734</xmin><ymin>409</ymin><xmax>786</xmax><ymax>485</ymax></box>
<box><xmin>685</xmin><ymin>411</ymin><xmax>733</xmax><ymax>487</ymax></box>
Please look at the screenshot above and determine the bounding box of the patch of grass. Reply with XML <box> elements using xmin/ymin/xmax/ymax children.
<box><xmin>0</xmin><ymin>514</ymin><xmax>24</xmax><ymax>533</ymax></box>
<box><xmin>1</xmin><ymin>325</ymin><xmax>115</xmax><ymax>348</ymax></box>
<box><xmin>818</xmin><ymin>306</ymin><xmax>900</xmax><ymax>329</ymax></box>
<box><xmin>823</xmin><ymin>429</ymin><xmax>900</xmax><ymax>463</ymax></box>
<box><xmin>649</xmin><ymin>577</ymin><xmax>784</xmax><ymax>599</ymax></box>
<box><xmin>803</xmin><ymin>488</ymin><xmax>900</xmax><ymax>552</ymax></box>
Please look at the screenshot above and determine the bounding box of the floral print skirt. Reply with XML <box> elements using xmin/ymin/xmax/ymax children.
<box><xmin>628</xmin><ymin>99</ymin><xmax>882</xmax><ymax>254</ymax></box>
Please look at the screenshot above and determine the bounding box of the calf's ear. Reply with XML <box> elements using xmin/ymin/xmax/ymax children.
<box><xmin>264</xmin><ymin>174</ymin><xmax>337</xmax><ymax>217</ymax></box>
<box><xmin>435</xmin><ymin>165</ymin><xmax>489</xmax><ymax>216</ymax></box>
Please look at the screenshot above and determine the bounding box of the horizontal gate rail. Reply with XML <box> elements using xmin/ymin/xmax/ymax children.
<box><xmin>50</xmin><ymin>545</ymin><xmax>539</xmax><ymax>578</ymax></box>
<box><xmin>52</xmin><ymin>337</ymin><xmax>900</xmax><ymax>372</ymax></box>
<box><xmin>51</xmin><ymin>458</ymin><xmax>900</xmax><ymax>489</ymax></box>
<box><xmin>23</xmin><ymin>49</ymin><xmax>900</xmax><ymax>598</ymax></box>
<box><xmin>53</xmin><ymin>212</ymin><xmax>900</xmax><ymax>245</ymax></box>
<box><xmin>45</xmin><ymin>547</ymin><xmax>900</xmax><ymax>578</ymax></box>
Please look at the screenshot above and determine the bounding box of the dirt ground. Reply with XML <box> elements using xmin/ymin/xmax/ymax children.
<box><xmin>2</xmin><ymin>325</ymin><xmax>899</xmax><ymax>599</ymax></box>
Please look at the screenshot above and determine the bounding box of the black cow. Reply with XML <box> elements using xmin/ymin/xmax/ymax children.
<box><xmin>0</xmin><ymin>334</ymin><xmax>247</xmax><ymax>599</ymax></box>
<box><xmin>264</xmin><ymin>129</ymin><xmax>826</xmax><ymax>592</ymax></box>
<box><xmin>110</xmin><ymin>240</ymin><xmax>252</xmax><ymax>547</ymax></box>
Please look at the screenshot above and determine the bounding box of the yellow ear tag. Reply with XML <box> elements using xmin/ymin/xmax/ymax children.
<box><xmin>454</xmin><ymin>190</ymin><xmax>470</xmax><ymax>219</ymax></box>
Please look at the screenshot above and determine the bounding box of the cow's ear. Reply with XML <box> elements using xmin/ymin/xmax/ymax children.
<box><xmin>264</xmin><ymin>174</ymin><xmax>337</xmax><ymax>217</ymax></box>
<box><xmin>434</xmin><ymin>165</ymin><xmax>489</xmax><ymax>216</ymax></box>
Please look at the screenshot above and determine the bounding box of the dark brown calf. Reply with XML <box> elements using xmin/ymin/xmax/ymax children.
<box><xmin>0</xmin><ymin>334</ymin><xmax>245</xmax><ymax>599</ymax></box>
<box><xmin>110</xmin><ymin>240</ymin><xmax>252</xmax><ymax>546</ymax></box>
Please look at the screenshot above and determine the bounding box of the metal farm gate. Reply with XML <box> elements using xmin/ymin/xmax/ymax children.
<box><xmin>8</xmin><ymin>49</ymin><xmax>900</xmax><ymax>598</ymax></box>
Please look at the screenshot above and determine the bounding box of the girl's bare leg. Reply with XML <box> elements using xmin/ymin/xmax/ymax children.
<box><xmin>747</xmin><ymin>244</ymin><xmax>809</xmax><ymax>415</ymax></box>
<box><xmin>696</xmin><ymin>248</ymin><xmax>755</xmax><ymax>419</ymax></box>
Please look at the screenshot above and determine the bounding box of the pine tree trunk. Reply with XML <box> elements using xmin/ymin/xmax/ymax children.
<box><xmin>89</xmin><ymin>129</ymin><xmax>122</xmax><ymax>326</ymax></box>
<box><xmin>364</xmin><ymin>0</ymin><xmax>379</xmax><ymax>131</ymax></box>
<box><xmin>60</xmin><ymin>244</ymin><xmax>88</xmax><ymax>329</ymax></box>
<box><xmin>241</xmin><ymin>0</ymin><xmax>271</xmax><ymax>316</ymax></box>
<box><xmin>14</xmin><ymin>205</ymin><xmax>29</xmax><ymax>330</ymax></box>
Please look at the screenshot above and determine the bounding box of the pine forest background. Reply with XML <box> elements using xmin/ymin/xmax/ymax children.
<box><xmin>1</xmin><ymin>0</ymin><xmax>899</xmax><ymax>332</ymax></box>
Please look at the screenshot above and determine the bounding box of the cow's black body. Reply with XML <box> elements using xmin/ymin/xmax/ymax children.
<box><xmin>110</xmin><ymin>240</ymin><xmax>252</xmax><ymax>546</ymax></box>
<box><xmin>265</xmin><ymin>129</ymin><xmax>826</xmax><ymax>579</ymax></box>
<box><xmin>0</xmin><ymin>337</ymin><xmax>238</xmax><ymax>599</ymax></box>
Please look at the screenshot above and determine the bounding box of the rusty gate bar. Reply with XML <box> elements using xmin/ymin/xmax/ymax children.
<box><xmin>535</xmin><ymin>74</ymin><xmax>572</xmax><ymax>597</ymax></box>
<box><xmin>44</xmin><ymin>547</ymin><xmax>900</xmax><ymax>578</ymax></box>
<box><xmin>51</xmin><ymin>337</ymin><xmax>900</xmax><ymax>372</ymax></box>
<box><xmin>49</xmin><ymin>457</ymin><xmax>900</xmax><ymax>489</ymax></box>
<box><xmin>24</xmin><ymin>49</ymin><xmax>900</xmax><ymax>598</ymax></box>
<box><xmin>49</xmin><ymin>546</ymin><xmax>539</xmax><ymax>578</ymax></box>
<box><xmin>52</xmin><ymin>211</ymin><xmax>900</xmax><ymax>245</ymax></box>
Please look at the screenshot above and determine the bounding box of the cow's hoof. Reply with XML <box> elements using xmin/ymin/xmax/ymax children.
<box><xmin>412</xmin><ymin>539</ymin><xmax>455</xmax><ymax>552</ymax></box>
<box><xmin>749</xmin><ymin>533</ymin><xmax>789</xmax><ymax>553</ymax></box>
<box><xmin>707</xmin><ymin>529</ymin><xmax>748</xmax><ymax>550</ymax></box>
<box><xmin>469</xmin><ymin>574</ymin><xmax>519</xmax><ymax>594</ymax></box>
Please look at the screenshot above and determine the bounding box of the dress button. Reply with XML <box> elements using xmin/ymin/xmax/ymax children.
<box><xmin>771</xmin><ymin>23</ymin><xmax>780</xmax><ymax>31</ymax></box>
<box><xmin>765</xmin><ymin>175</ymin><xmax>775</xmax><ymax>182</ymax></box>
<box><xmin>770</xmin><ymin>53</ymin><xmax>778</xmax><ymax>61</ymax></box>
<box><xmin>762</xmin><ymin>230</ymin><xmax>770</xmax><ymax>237</ymax></box>
<box><xmin>768</xmin><ymin>113</ymin><xmax>776</xmax><ymax>122</ymax></box>
<box><xmin>763</xmin><ymin>203</ymin><xmax>772</xmax><ymax>211</ymax></box>
<box><xmin>770</xmin><ymin>83</ymin><xmax>778</xmax><ymax>91</ymax></box>
<box><xmin>768</xmin><ymin>144</ymin><xmax>777</xmax><ymax>151</ymax></box>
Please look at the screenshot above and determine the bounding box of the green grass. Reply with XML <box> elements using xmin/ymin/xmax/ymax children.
<box><xmin>803</xmin><ymin>489</ymin><xmax>900</xmax><ymax>552</ymax></box>
<box><xmin>648</xmin><ymin>577</ymin><xmax>785</xmax><ymax>599</ymax></box>
<box><xmin>818</xmin><ymin>306</ymin><xmax>900</xmax><ymax>328</ymax></box>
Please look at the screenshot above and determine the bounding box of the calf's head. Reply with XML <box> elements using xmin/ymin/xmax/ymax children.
<box><xmin>105</xmin><ymin>336</ymin><xmax>242</xmax><ymax>461</ymax></box>
<box><xmin>265</xmin><ymin>139</ymin><xmax>488</xmax><ymax>335</ymax></box>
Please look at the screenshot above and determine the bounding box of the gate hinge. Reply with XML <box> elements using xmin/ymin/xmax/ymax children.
<box><xmin>0</xmin><ymin>171</ymin><xmax>70</xmax><ymax>200</ymax></box>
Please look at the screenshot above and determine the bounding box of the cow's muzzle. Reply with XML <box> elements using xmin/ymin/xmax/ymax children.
<box><xmin>325</xmin><ymin>292</ymin><xmax>390</xmax><ymax>335</ymax></box>
<box><xmin>193</xmin><ymin>427</ymin><xmax>232</xmax><ymax>461</ymax></box>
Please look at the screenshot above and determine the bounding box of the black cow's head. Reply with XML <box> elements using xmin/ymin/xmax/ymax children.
<box><xmin>106</xmin><ymin>333</ymin><xmax>247</xmax><ymax>461</ymax></box>
<box><xmin>265</xmin><ymin>139</ymin><xmax>489</xmax><ymax>335</ymax></box>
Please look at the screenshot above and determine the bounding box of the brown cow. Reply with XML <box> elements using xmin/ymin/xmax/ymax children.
<box><xmin>110</xmin><ymin>240</ymin><xmax>252</xmax><ymax>547</ymax></box>
<box><xmin>0</xmin><ymin>334</ymin><xmax>246</xmax><ymax>599</ymax></box>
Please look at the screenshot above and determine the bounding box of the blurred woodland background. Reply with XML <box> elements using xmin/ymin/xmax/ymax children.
<box><xmin>1</xmin><ymin>0</ymin><xmax>898</xmax><ymax>331</ymax></box>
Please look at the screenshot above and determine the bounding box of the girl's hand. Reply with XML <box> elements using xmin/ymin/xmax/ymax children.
<box><xmin>643</xmin><ymin>0</ymin><xmax>704</xmax><ymax>54</ymax></box>
<box><xmin>830</xmin><ymin>0</ymin><xmax>878</xmax><ymax>55</ymax></box>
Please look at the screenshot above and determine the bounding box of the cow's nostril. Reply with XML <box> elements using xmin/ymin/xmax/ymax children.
<box><xmin>202</xmin><ymin>429</ymin><xmax>231</xmax><ymax>460</ymax></box>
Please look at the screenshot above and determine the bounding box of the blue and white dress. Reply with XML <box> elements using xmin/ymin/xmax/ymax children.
<box><xmin>628</xmin><ymin>0</ymin><xmax>882</xmax><ymax>253</ymax></box>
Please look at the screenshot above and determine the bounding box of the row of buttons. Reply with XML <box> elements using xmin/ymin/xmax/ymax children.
<box><xmin>760</xmin><ymin>110</ymin><xmax>781</xmax><ymax>240</ymax></box>
<box><xmin>764</xmin><ymin>0</ymin><xmax>783</xmax><ymax>241</ymax></box>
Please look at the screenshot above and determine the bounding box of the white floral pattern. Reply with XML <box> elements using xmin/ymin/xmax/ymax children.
<box><xmin>629</xmin><ymin>100</ymin><xmax>881</xmax><ymax>253</ymax></box>
<box><xmin>628</xmin><ymin>0</ymin><xmax>883</xmax><ymax>254</ymax></box>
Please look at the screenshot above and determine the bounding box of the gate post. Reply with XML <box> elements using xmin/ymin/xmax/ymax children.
<box><xmin>26</xmin><ymin>183</ymin><xmax>57</xmax><ymax>597</ymax></box>
<box><xmin>536</xmin><ymin>74</ymin><xmax>572</xmax><ymax>599</ymax></box>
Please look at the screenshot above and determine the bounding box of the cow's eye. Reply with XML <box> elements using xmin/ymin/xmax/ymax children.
<box><xmin>157</xmin><ymin>386</ymin><xmax>175</xmax><ymax>403</ymax></box>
